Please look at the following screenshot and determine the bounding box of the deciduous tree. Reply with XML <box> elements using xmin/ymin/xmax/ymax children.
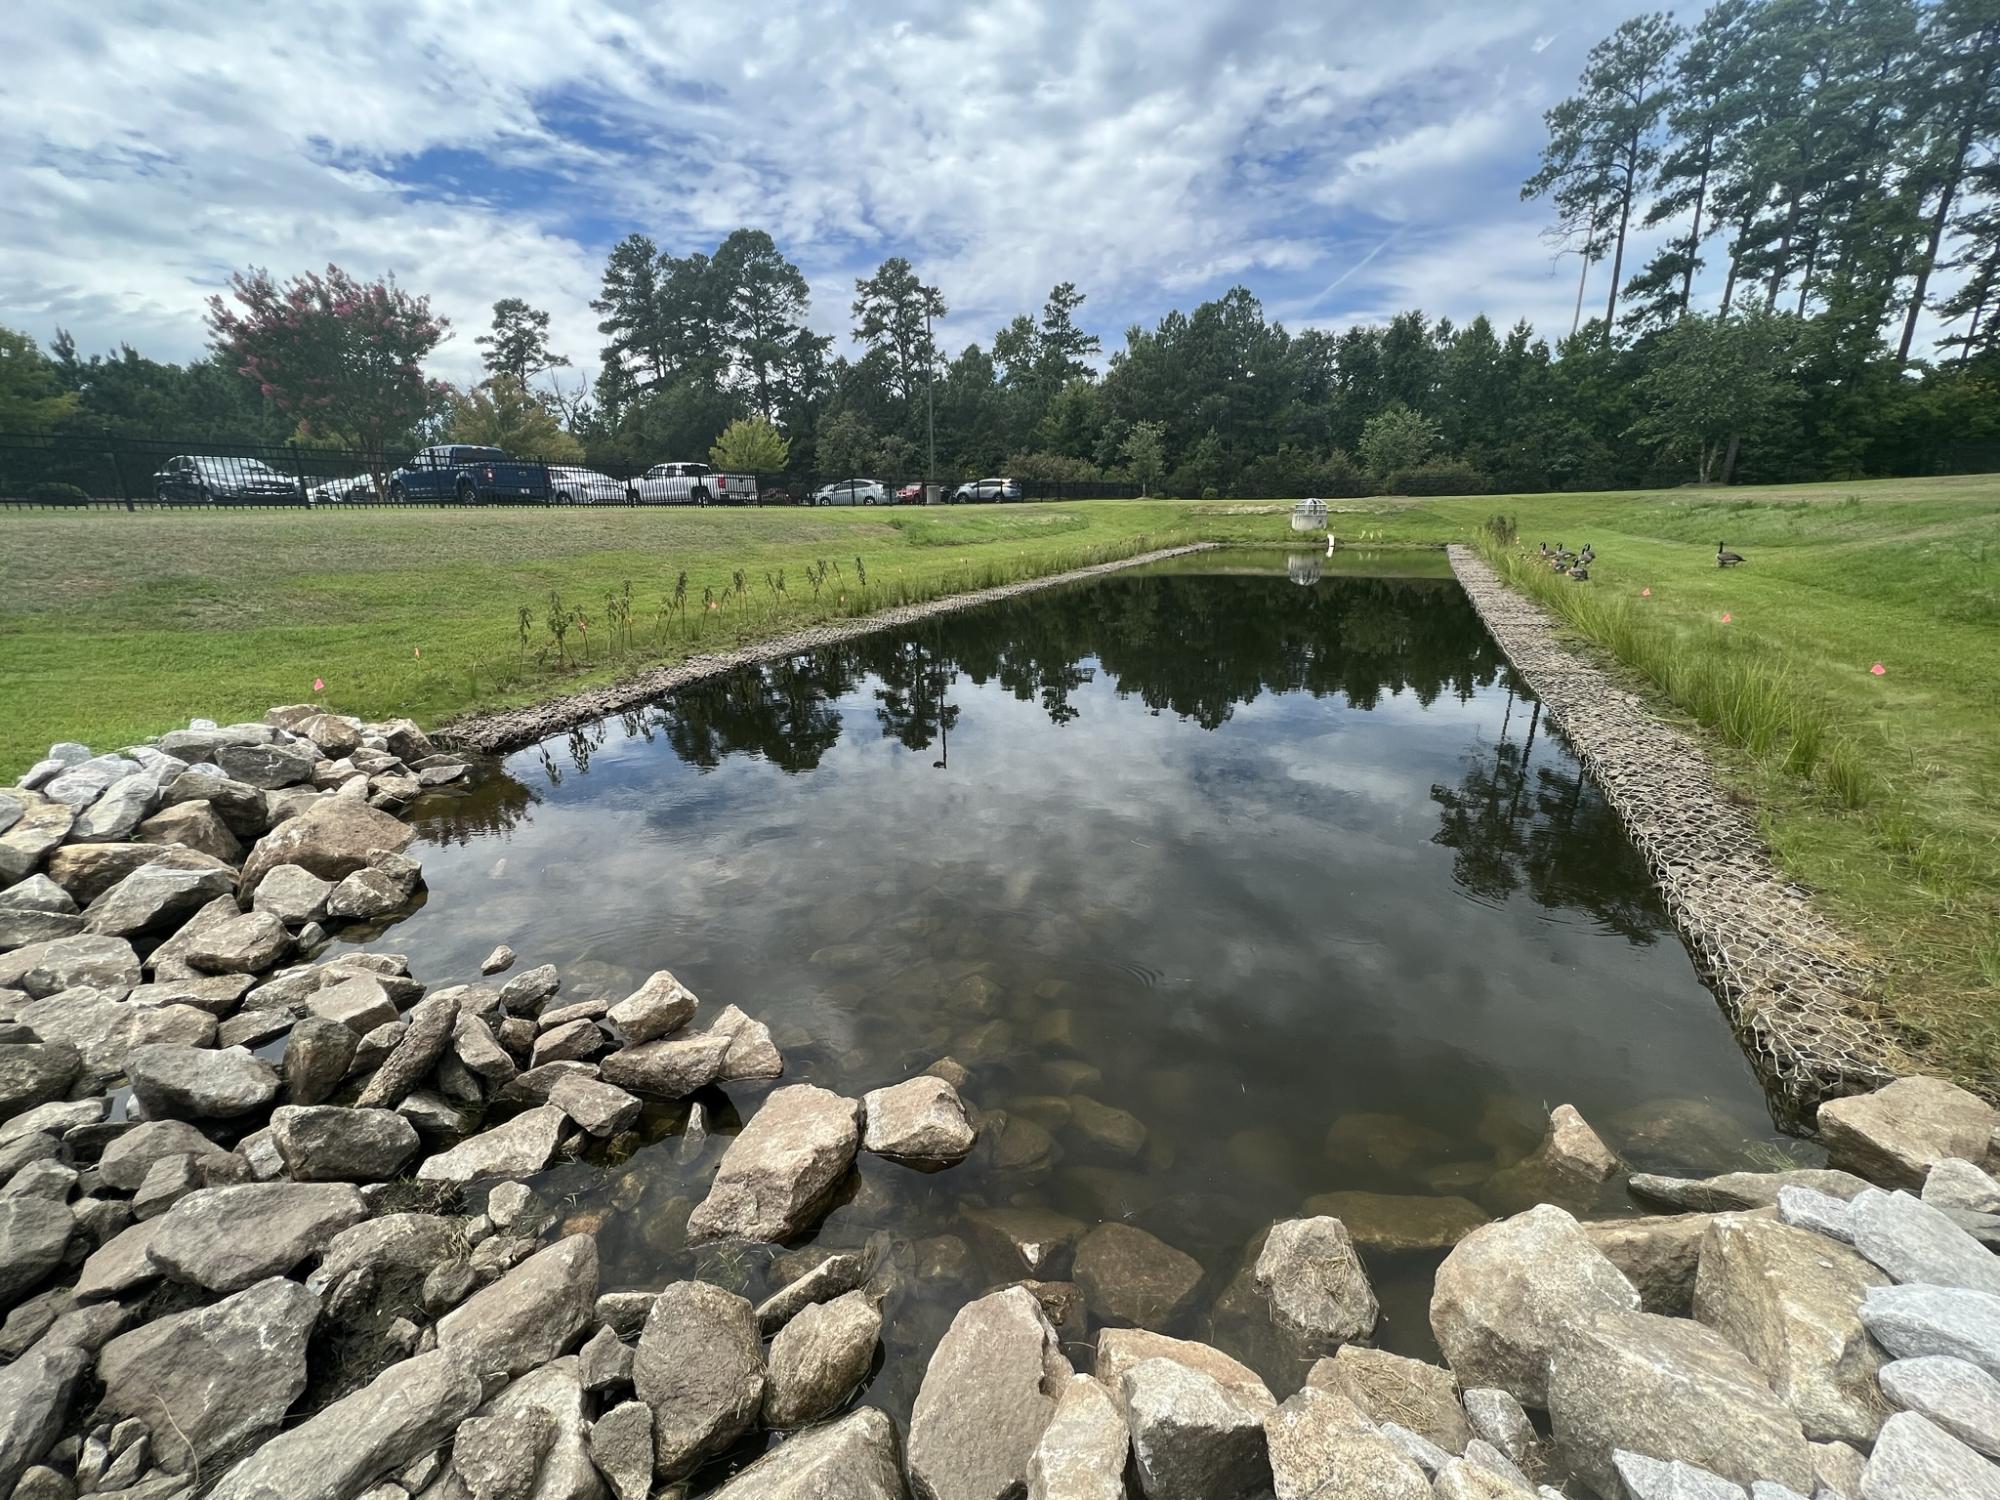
<box><xmin>710</xmin><ymin>414</ymin><xmax>790</xmax><ymax>471</ymax></box>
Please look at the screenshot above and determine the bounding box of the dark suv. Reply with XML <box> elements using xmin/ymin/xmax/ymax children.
<box><xmin>153</xmin><ymin>455</ymin><xmax>302</xmax><ymax>505</ymax></box>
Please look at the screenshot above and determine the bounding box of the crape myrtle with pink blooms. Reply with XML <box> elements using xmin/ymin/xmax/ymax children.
<box><xmin>206</xmin><ymin>264</ymin><xmax>451</xmax><ymax>485</ymax></box>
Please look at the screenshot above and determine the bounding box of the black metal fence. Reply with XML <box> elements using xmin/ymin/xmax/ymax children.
<box><xmin>0</xmin><ymin>432</ymin><xmax>1144</xmax><ymax>509</ymax></box>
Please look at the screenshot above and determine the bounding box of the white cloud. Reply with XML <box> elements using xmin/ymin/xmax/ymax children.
<box><xmin>8</xmin><ymin>0</ymin><xmax>1874</xmax><ymax>388</ymax></box>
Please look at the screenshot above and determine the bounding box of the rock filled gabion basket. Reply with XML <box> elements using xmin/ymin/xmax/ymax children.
<box><xmin>1447</xmin><ymin>545</ymin><xmax>1901</xmax><ymax>1118</ymax></box>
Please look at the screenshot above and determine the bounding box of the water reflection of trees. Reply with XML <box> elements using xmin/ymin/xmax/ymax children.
<box><xmin>1429</xmin><ymin>685</ymin><xmax>1667</xmax><ymax>942</ymax></box>
<box><xmin>541</xmin><ymin>571</ymin><xmax>1514</xmax><ymax>776</ymax></box>
<box><xmin>408</xmin><ymin>770</ymin><xmax>542</xmax><ymax>847</ymax></box>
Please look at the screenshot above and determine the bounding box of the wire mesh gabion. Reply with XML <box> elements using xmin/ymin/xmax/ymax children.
<box><xmin>1448</xmin><ymin>546</ymin><xmax>1901</xmax><ymax>1123</ymax></box>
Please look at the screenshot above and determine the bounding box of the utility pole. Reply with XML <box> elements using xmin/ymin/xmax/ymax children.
<box><xmin>924</xmin><ymin>300</ymin><xmax>937</xmax><ymax>504</ymax></box>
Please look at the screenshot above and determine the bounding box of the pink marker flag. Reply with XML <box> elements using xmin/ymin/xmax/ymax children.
<box><xmin>1720</xmin><ymin>612</ymin><xmax>1732</xmax><ymax>624</ymax></box>
<box><xmin>313</xmin><ymin>677</ymin><xmax>325</xmax><ymax>693</ymax></box>
<box><xmin>1641</xmin><ymin>587</ymin><xmax>1652</xmax><ymax>597</ymax></box>
<box><xmin>1870</xmin><ymin>662</ymin><xmax>1886</xmax><ymax>676</ymax></box>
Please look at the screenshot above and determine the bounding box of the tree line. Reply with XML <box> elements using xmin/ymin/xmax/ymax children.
<box><xmin>2</xmin><ymin>0</ymin><xmax>1995</xmax><ymax>496</ymax></box>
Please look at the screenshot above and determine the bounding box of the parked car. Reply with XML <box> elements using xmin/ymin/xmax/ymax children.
<box><xmin>548</xmin><ymin>466</ymin><xmax>633</xmax><ymax>505</ymax></box>
<box><xmin>632</xmin><ymin>462</ymin><xmax>758</xmax><ymax>505</ymax></box>
<box><xmin>810</xmin><ymin>478</ymin><xmax>889</xmax><ymax>506</ymax></box>
<box><xmin>385</xmin><ymin>446</ymin><xmax>550</xmax><ymax>504</ymax></box>
<box><xmin>896</xmin><ymin>482</ymin><xmax>925</xmax><ymax>504</ymax></box>
<box><xmin>949</xmin><ymin>476</ymin><xmax>1022</xmax><ymax>503</ymax></box>
<box><xmin>153</xmin><ymin>455</ymin><xmax>302</xmax><ymax>505</ymax></box>
<box><xmin>307</xmin><ymin>473</ymin><xmax>377</xmax><ymax>505</ymax></box>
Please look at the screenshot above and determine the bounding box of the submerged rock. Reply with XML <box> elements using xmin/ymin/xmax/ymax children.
<box><xmin>1299</xmin><ymin>1190</ymin><xmax>1488</xmax><ymax>1254</ymax></box>
<box><xmin>1072</xmin><ymin>1221</ymin><xmax>1203</xmax><ymax>1328</ymax></box>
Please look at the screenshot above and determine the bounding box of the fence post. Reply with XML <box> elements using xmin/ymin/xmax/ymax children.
<box><xmin>287</xmin><ymin>440</ymin><xmax>309</xmax><ymax>508</ymax></box>
<box><xmin>542</xmin><ymin>461</ymin><xmax>551</xmax><ymax>508</ymax></box>
<box><xmin>106</xmin><ymin>445</ymin><xmax>134</xmax><ymax>511</ymax></box>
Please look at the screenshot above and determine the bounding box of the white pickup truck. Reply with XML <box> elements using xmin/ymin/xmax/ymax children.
<box><xmin>632</xmin><ymin>462</ymin><xmax>759</xmax><ymax>506</ymax></box>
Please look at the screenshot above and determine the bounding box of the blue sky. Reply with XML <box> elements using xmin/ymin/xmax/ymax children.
<box><xmin>3</xmin><ymin>0</ymin><xmax>1733</xmax><ymax>386</ymax></box>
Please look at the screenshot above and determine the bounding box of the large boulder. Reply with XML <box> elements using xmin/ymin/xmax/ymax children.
<box><xmin>0</xmin><ymin>1041</ymin><xmax>82</xmax><ymax>1117</ymax></box>
<box><xmin>435</xmin><ymin>1233</ymin><xmax>598</xmax><ymax>1380</ymax></box>
<box><xmin>607</xmin><ymin>969</ymin><xmax>698</xmax><ymax>1043</ymax></box>
<box><xmin>238</xmin><ymin>796</ymin><xmax>416</xmax><ymax>897</ymax></box>
<box><xmin>1818</xmin><ymin>1077</ymin><xmax>1999</xmax><ymax>1192</ymax></box>
<box><xmin>763</xmin><ymin>1288</ymin><xmax>882</xmax><ymax>1428</ymax></box>
<box><xmin>96</xmin><ymin>1118</ymin><xmax>231</xmax><ymax>1190</ymax></box>
<box><xmin>1028</xmin><ymin>1373</ymin><xmax>1130</xmax><ymax>1500</ymax></box>
<box><xmin>598</xmin><ymin>1030</ymin><xmax>730</xmax><ymax>1098</ymax></box>
<box><xmin>146</xmin><ymin>1181</ymin><xmax>367</xmax><ymax>1291</ymax></box>
<box><xmin>308</xmin><ymin>1211</ymin><xmax>465</xmax><ymax>1294</ymax></box>
<box><xmin>1094</xmin><ymin>1328</ymin><xmax>1273</xmax><ymax>1405</ymax></box>
<box><xmin>1582</xmin><ymin>1210</ymin><xmax>1748</xmax><ymax>1317</ymax></box>
<box><xmin>126</xmin><ymin>1043</ymin><xmax>279</xmax><ymax>1119</ymax></box>
<box><xmin>1429</xmin><ymin>1204</ymin><xmax>1640</xmax><ymax>1407</ymax></box>
<box><xmin>281</xmin><ymin>1014</ymin><xmax>359</xmax><ymax>1105</ymax></box>
<box><xmin>1120</xmin><ymin>1357</ymin><xmax>1275</xmax><ymax>1500</ymax></box>
<box><xmin>1265</xmin><ymin>1389</ymin><xmax>1426</xmax><ymax>1500</ymax></box>
<box><xmin>206</xmin><ymin>1347</ymin><xmax>484</xmax><ymax>1500</ymax></box>
<box><xmin>633</xmin><ymin>1279</ymin><xmax>766</xmax><ymax>1479</ymax></box>
<box><xmin>184</xmin><ymin>910</ymin><xmax>291</xmax><ymax>974</ymax></box>
<box><xmin>215</xmin><ymin>741</ymin><xmax>319</xmax><ymax>790</ymax></box>
<box><xmin>1073</xmin><ymin>1221</ymin><xmax>1204</xmax><ymax>1328</ymax></box>
<box><xmin>0</xmin><ymin>794</ymin><xmax>74</xmax><ymax>885</ymax></box>
<box><xmin>269</xmin><ymin>1105</ymin><xmax>420</xmax><ymax>1181</ymax></box>
<box><xmin>863</xmin><ymin>1074</ymin><xmax>977</xmax><ymax>1166</ymax></box>
<box><xmin>909</xmin><ymin>1287</ymin><xmax>1072</xmax><ymax>1500</ymax></box>
<box><xmin>0</xmin><ymin>1344</ymin><xmax>89</xmax><ymax>1494</ymax></box>
<box><xmin>1861</xmin><ymin>1283</ymin><xmax>2000</xmax><ymax>1375</ymax></box>
<box><xmin>65</xmin><ymin>773</ymin><xmax>158</xmax><ymax>843</ymax></box>
<box><xmin>686</xmin><ymin>1084</ymin><xmax>861</xmax><ymax>1245</ymax></box>
<box><xmin>0</xmin><ymin>1196</ymin><xmax>75</xmax><ymax>1308</ymax></box>
<box><xmin>135</xmin><ymin>800</ymin><xmax>245</xmax><ymax>864</ymax></box>
<box><xmin>81</xmin><ymin>862</ymin><xmax>235</xmax><ymax>948</ymax></box>
<box><xmin>1880</xmin><ymin>1356</ymin><xmax>2000</xmax><ymax>1461</ymax></box>
<box><xmin>414</xmin><ymin>1103</ymin><xmax>568</xmax><ymax>1182</ymax></box>
<box><xmin>1307</xmin><ymin>1346</ymin><xmax>1470</xmax><ymax>1454</ymax></box>
<box><xmin>1547</xmin><ymin>1307</ymin><xmax>1815</xmax><ymax>1496</ymax></box>
<box><xmin>1844</xmin><ymin>1187</ymin><xmax>2000</xmax><ymax>1295</ymax></box>
<box><xmin>97</xmin><ymin>1275</ymin><xmax>318</xmax><ymax>1473</ymax></box>
<box><xmin>159</xmin><ymin>771</ymin><xmax>269</xmax><ymax>841</ymax></box>
<box><xmin>1860</xmin><ymin>1410</ymin><xmax>2000</xmax><ymax>1500</ymax></box>
<box><xmin>353</xmin><ymin>989</ymin><xmax>458</xmax><ymax>1109</ymax></box>
<box><xmin>16</xmin><ymin>987</ymin><xmax>215</xmax><ymax>1076</ymax></box>
<box><xmin>709</xmin><ymin>1407</ymin><xmax>908</xmax><ymax>1499</ymax></box>
<box><xmin>251</xmin><ymin>864</ymin><xmax>334</xmax><ymax>925</ymax></box>
<box><xmin>1481</xmin><ymin>1103</ymin><xmax>1623</xmax><ymax>1215</ymax></box>
<box><xmin>0</xmin><ymin>874</ymin><xmax>80</xmax><ymax>949</ymax></box>
<box><xmin>458</xmin><ymin>1356</ymin><xmax>599</xmax><ymax>1500</ymax></box>
<box><xmin>0</xmin><ymin>933</ymin><xmax>140</xmax><ymax>997</ymax></box>
<box><xmin>1691</xmin><ymin>1212</ymin><xmax>1892</xmax><ymax>1445</ymax></box>
<box><xmin>1252</xmin><ymin>1216</ymin><xmax>1378</xmax><ymax>1349</ymax></box>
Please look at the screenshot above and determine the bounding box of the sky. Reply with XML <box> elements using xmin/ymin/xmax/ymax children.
<box><xmin>2</xmin><ymin>0</ymin><xmax>1784</xmax><ymax>387</ymax></box>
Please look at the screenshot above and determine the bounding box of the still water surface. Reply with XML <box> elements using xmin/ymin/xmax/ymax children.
<box><xmin>381</xmin><ymin>554</ymin><xmax>1798</xmax><ymax>1459</ymax></box>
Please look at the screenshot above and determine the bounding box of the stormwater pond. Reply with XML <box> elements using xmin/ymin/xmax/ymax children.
<box><xmin>376</xmin><ymin>550</ymin><xmax>1805</xmax><ymax>1458</ymax></box>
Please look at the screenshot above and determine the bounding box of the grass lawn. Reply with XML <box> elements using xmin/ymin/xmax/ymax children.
<box><xmin>2</xmin><ymin>476</ymin><xmax>1995</xmax><ymax>1086</ymax></box>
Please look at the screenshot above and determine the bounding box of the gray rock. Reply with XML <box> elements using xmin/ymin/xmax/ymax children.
<box><xmin>0</xmin><ymin>1344</ymin><xmax>90</xmax><ymax>1494</ymax></box>
<box><xmin>134</xmin><ymin>800</ymin><xmax>245</xmax><ymax>864</ymax></box>
<box><xmin>451</xmin><ymin>1406</ymin><xmax>553</xmax><ymax>1499</ymax></box>
<box><xmin>1548</xmin><ymin>1308</ymin><xmax>1814</xmax><ymax>1497</ymax></box>
<box><xmin>686</xmin><ymin>1084</ymin><xmax>861</xmax><ymax>1245</ymax></box>
<box><xmin>326</xmin><ymin>864</ymin><xmax>417</xmax><ymax>922</ymax></box>
<box><xmin>531</xmin><ymin>1017</ymin><xmax>604</xmax><ymax>1067</ymax></box>
<box><xmin>147</xmin><ymin>1181</ymin><xmax>368</xmax><ymax>1291</ymax></box>
<box><xmin>481</xmin><ymin>944</ymin><xmax>516</xmax><ymax>975</ymax></box>
<box><xmin>1859</xmin><ymin>1410</ymin><xmax>2000</xmax><ymax>1499</ymax></box>
<box><xmin>1611</xmin><ymin>1451</ymin><xmax>1749</xmax><ymax>1500</ymax></box>
<box><xmin>97</xmin><ymin>1118</ymin><xmax>230</xmax><ymax>1190</ymax></box>
<box><xmin>499</xmin><ymin>963</ymin><xmax>561</xmax><ymax>1012</ymax></box>
<box><xmin>710</xmin><ymin>1002</ymin><xmax>784</xmax><ymax>1081</ymax></box>
<box><xmin>467</xmin><ymin>1360</ymin><xmax>599</xmax><ymax>1500</ymax></box>
<box><xmin>1434</xmin><ymin>1455</ymin><xmax>1543</xmax><ymax>1498</ymax></box>
<box><xmin>65</xmin><ymin>775</ymin><xmax>159</xmax><ymax>844</ymax></box>
<box><xmin>159</xmin><ymin>771</ymin><xmax>268</xmax><ymax>840</ymax></box>
<box><xmin>1925</xmin><ymin>1158</ymin><xmax>2000</xmax><ymax>1215</ymax></box>
<box><xmin>1429</xmin><ymin>1203</ymin><xmax>1640</xmax><ymax>1408</ymax></box>
<box><xmin>1121</xmin><ymin>1357</ymin><xmax>1276</xmax><ymax>1500</ymax></box>
<box><xmin>1585</xmin><ymin>1209</ymin><xmax>1765</xmax><ymax>1315</ymax></box>
<box><xmin>1253</xmin><ymin>1214</ymin><xmax>1378</xmax><ymax>1348</ymax></box>
<box><xmin>126</xmin><ymin>1044</ymin><xmax>279</xmax><ymax>1119</ymax></box>
<box><xmin>98</xmin><ymin>1276</ymin><xmax>318</xmax><ymax>1473</ymax></box>
<box><xmin>280</xmin><ymin>1014</ymin><xmax>358</xmax><ymax>1105</ymax></box>
<box><xmin>0</xmin><ymin>1094</ymin><xmax>102</xmax><ymax>1146</ymax></box>
<box><xmin>1819</xmin><ymin>1077</ymin><xmax>2000</xmax><ymax>1193</ymax></box>
<box><xmin>1845</xmin><ymin>1188</ymin><xmax>2000</xmax><ymax>1294</ymax></box>
<box><xmin>1095</xmin><ymin>1327</ymin><xmax>1274</xmax><ymax>1405</ymax></box>
<box><xmin>1307</xmin><ymin>1345</ymin><xmax>1469</xmax><ymax>1453</ymax></box>
<box><xmin>633</xmin><ymin>1280</ymin><xmax>766</xmax><ymax>1478</ymax></box>
<box><xmin>589</xmin><ymin>1400</ymin><xmax>653</xmax><ymax>1500</ymax></box>
<box><xmin>217</xmin><ymin>1007</ymin><xmax>292</xmax><ymax>1049</ymax></box>
<box><xmin>595</xmin><ymin>1290</ymin><xmax>657</xmax><ymax>1340</ymax></box>
<box><xmin>415</xmin><ymin>1104</ymin><xmax>568</xmax><ymax>1182</ymax></box>
<box><xmin>133</xmin><ymin>1152</ymin><xmax>205</xmax><ymax>1218</ymax></box>
<box><xmin>309</xmin><ymin>1212</ymin><xmax>465</xmax><ymax>1294</ymax></box>
<box><xmin>0</xmin><ymin>1195</ymin><xmax>74</xmax><ymax>1308</ymax></box>
<box><xmin>435</xmin><ymin>1233</ymin><xmax>597</xmax><ymax>1380</ymax></box>
<box><xmin>578</xmin><ymin>1321</ymin><xmax>633</xmax><ymax>1392</ymax></box>
<box><xmin>16</xmin><ymin>988</ymin><xmax>215</xmax><ymax>1077</ymax></box>
<box><xmin>184</xmin><ymin>910</ymin><xmax>290</xmax><ymax>974</ymax></box>
<box><xmin>1879</xmin><ymin>1355</ymin><xmax>2000</xmax><ymax>1460</ymax></box>
<box><xmin>756</xmin><ymin>1250</ymin><xmax>871</xmax><ymax>1335</ymax></box>
<box><xmin>206</xmin><ymin>1347</ymin><xmax>484</xmax><ymax>1500</ymax></box>
<box><xmin>1463</xmin><ymin>1388</ymin><xmax>1537</xmax><ymax>1469</ymax></box>
<box><xmin>549</xmin><ymin>1073</ymin><xmax>641</xmax><ymax>1137</ymax></box>
<box><xmin>252</xmin><ymin>864</ymin><xmax>335</xmax><ymax>925</ymax></box>
<box><xmin>452</xmin><ymin>1012</ymin><xmax>517</xmax><ymax>1083</ymax></box>
<box><xmin>74</xmin><ymin>1216</ymin><xmax>166</xmax><ymax>1299</ymax></box>
<box><xmin>2</xmin><ymin>1157</ymin><xmax>76</xmax><ymax>1201</ymax></box>
<box><xmin>909</xmin><ymin>1286</ymin><xmax>1071</xmax><ymax>1500</ymax></box>
<box><xmin>214</xmin><ymin>742</ymin><xmax>318</xmax><ymax>790</ymax></box>
<box><xmin>606</xmin><ymin>969</ymin><xmax>696</xmax><ymax>1043</ymax></box>
<box><xmin>0</xmin><ymin>1041</ymin><xmax>83</xmax><ymax>1116</ymax></box>
<box><xmin>597</xmin><ymin>1030</ymin><xmax>729</xmax><ymax>1098</ymax></box>
<box><xmin>308</xmin><ymin>972</ymin><xmax>400</xmax><ymax>1033</ymax></box>
<box><xmin>762</xmin><ymin>1288</ymin><xmax>882</xmax><ymax>1429</ymax></box>
<box><xmin>708</xmin><ymin>1406</ymin><xmax>908</xmax><ymax>1499</ymax></box>
<box><xmin>238</xmin><ymin>796</ymin><xmax>416</xmax><ymax>896</ymax></box>
<box><xmin>0</xmin><ymin>933</ymin><xmax>141</xmax><ymax>997</ymax></box>
<box><xmin>863</xmin><ymin>1074</ymin><xmax>977</xmax><ymax>1167</ymax></box>
<box><xmin>1072</xmin><ymin>1220</ymin><xmax>1203</xmax><ymax>1328</ymax></box>
<box><xmin>1692</xmin><ymin>1212</ymin><xmax>1893</xmax><ymax>1444</ymax></box>
<box><xmin>1863</xmin><ymin>1283</ymin><xmax>2000</xmax><ymax>1374</ymax></box>
<box><xmin>269</xmin><ymin>1105</ymin><xmax>420</xmax><ymax>1181</ymax></box>
<box><xmin>1028</xmin><ymin>1372</ymin><xmax>1129</xmax><ymax>1500</ymax></box>
<box><xmin>1779</xmin><ymin>1184</ymin><xmax>1861</xmax><ymax>1241</ymax></box>
<box><xmin>1381</xmin><ymin>1422</ymin><xmax>1454</xmax><ymax>1477</ymax></box>
<box><xmin>354</xmin><ymin>990</ymin><xmax>458</xmax><ymax>1110</ymax></box>
<box><xmin>81</xmin><ymin>863</ymin><xmax>235</xmax><ymax>947</ymax></box>
<box><xmin>1260</xmin><ymin>1385</ymin><xmax>1378</xmax><ymax>1500</ymax></box>
<box><xmin>398</xmin><ymin>1087</ymin><xmax>469</xmax><ymax>1137</ymax></box>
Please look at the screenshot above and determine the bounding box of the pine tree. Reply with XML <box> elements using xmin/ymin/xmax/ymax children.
<box><xmin>475</xmin><ymin>298</ymin><xmax>570</xmax><ymax>388</ymax></box>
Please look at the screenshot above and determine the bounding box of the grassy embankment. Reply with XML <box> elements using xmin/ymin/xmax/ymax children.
<box><xmin>1</xmin><ymin>477</ymin><xmax>1994</xmax><ymax>1086</ymax></box>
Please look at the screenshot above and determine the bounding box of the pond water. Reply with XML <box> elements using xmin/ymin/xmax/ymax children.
<box><xmin>377</xmin><ymin>552</ymin><xmax>1800</xmax><ymax>1468</ymax></box>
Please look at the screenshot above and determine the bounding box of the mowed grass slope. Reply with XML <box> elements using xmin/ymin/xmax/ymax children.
<box><xmin>1</xmin><ymin>476</ymin><xmax>1994</xmax><ymax>1083</ymax></box>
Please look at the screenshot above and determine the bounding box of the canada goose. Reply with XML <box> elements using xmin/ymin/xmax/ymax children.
<box><xmin>1578</xmin><ymin>544</ymin><xmax>1595</xmax><ymax>565</ymax></box>
<box><xmin>1717</xmin><ymin>541</ymin><xmax>1745</xmax><ymax>568</ymax></box>
<box><xmin>1568</xmin><ymin>564</ymin><xmax>1590</xmax><ymax>581</ymax></box>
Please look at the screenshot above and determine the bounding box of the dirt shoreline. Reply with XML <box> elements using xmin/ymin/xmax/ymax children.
<box><xmin>439</xmin><ymin>543</ymin><xmax>1219</xmax><ymax>756</ymax></box>
<box><xmin>1446</xmin><ymin>544</ymin><xmax>1901</xmax><ymax>1122</ymax></box>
